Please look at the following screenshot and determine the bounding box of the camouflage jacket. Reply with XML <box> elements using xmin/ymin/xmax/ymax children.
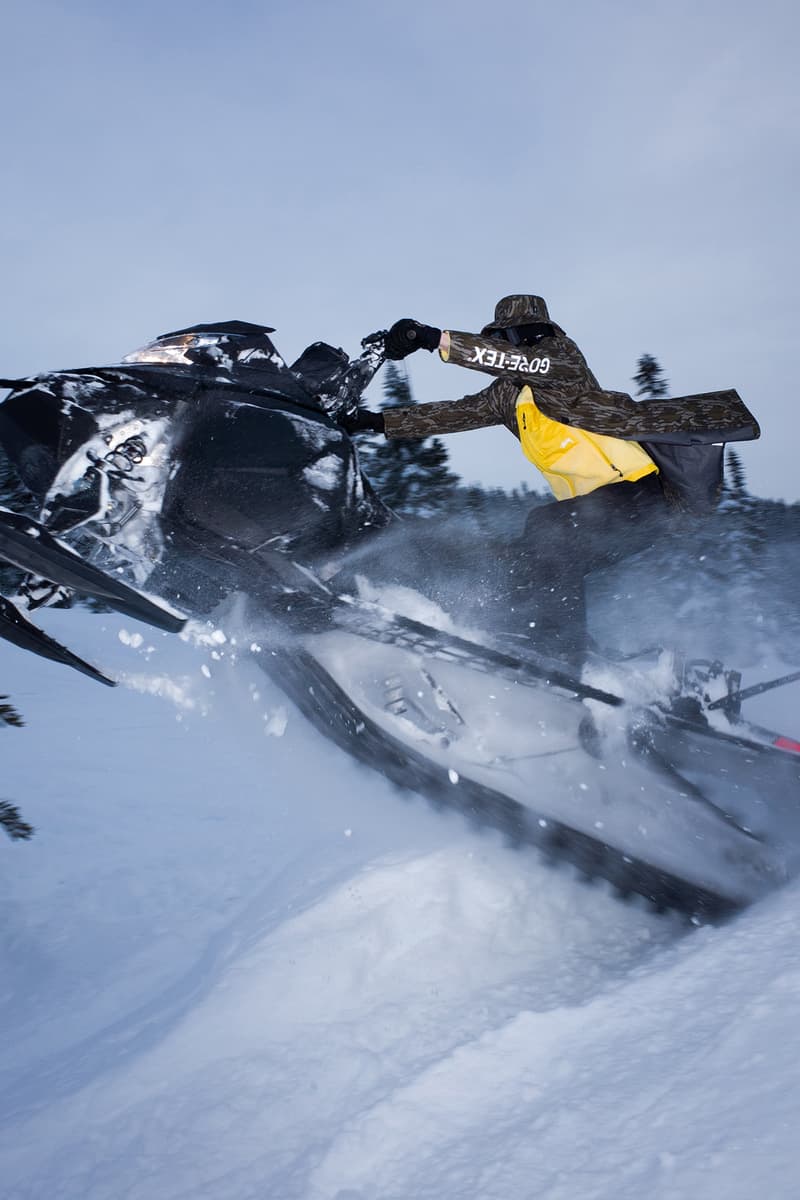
<box><xmin>383</xmin><ymin>329</ymin><xmax>760</xmax><ymax>446</ymax></box>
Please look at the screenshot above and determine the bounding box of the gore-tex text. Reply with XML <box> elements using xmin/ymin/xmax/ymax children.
<box><xmin>469</xmin><ymin>346</ymin><xmax>551</xmax><ymax>374</ymax></box>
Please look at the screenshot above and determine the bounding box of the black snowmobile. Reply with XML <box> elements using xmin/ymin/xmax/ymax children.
<box><xmin>1</xmin><ymin>320</ymin><xmax>799</xmax><ymax>922</ymax></box>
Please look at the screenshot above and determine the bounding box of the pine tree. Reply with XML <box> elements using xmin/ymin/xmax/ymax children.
<box><xmin>0</xmin><ymin>446</ymin><xmax>37</xmax><ymax>593</ymax></box>
<box><xmin>718</xmin><ymin>448</ymin><xmax>765</xmax><ymax>574</ymax></box>
<box><xmin>1</xmin><ymin>696</ymin><xmax>32</xmax><ymax>841</ymax></box>
<box><xmin>633</xmin><ymin>353</ymin><xmax>669</xmax><ymax>399</ymax></box>
<box><xmin>0</xmin><ymin>695</ymin><xmax>24</xmax><ymax>728</ymax></box>
<box><xmin>359</xmin><ymin>364</ymin><xmax>460</xmax><ymax>516</ymax></box>
<box><xmin>0</xmin><ymin>801</ymin><xmax>34</xmax><ymax>841</ymax></box>
<box><xmin>725</xmin><ymin>448</ymin><xmax>747</xmax><ymax>500</ymax></box>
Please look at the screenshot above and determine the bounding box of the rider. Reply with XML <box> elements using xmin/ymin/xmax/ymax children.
<box><xmin>370</xmin><ymin>295</ymin><xmax>760</xmax><ymax>664</ymax></box>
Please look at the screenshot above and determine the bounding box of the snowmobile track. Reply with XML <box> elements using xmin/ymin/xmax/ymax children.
<box><xmin>264</xmin><ymin>648</ymin><xmax>742</xmax><ymax>924</ymax></box>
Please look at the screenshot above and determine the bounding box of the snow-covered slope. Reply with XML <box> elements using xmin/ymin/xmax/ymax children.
<box><xmin>2</xmin><ymin>607</ymin><xmax>800</xmax><ymax>1200</ymax></box>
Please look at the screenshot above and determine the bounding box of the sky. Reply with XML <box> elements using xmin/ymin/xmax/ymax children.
<box><xmin>1</xmin><ymin>0</ymin><xmax>798</xmax><ymax>499</ymax></box>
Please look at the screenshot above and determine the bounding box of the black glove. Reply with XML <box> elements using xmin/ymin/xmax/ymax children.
<box><xmin>343</xmin><ymin>408</ymin><xmax>386</xmax><ymax>435</ymax></box>
<box><xmin>384</xmin><ymin>319</ymin><xmax>441</xmax><ymax>360</ymax></box>
<box><xmin>355</xmin><ymin>408</ymin><xmax>386</xmax><ymax>434</ymax></box>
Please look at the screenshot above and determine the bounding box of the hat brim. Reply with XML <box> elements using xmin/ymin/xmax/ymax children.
<box><xmin>480</xmin><ymin>318</ymin><xmax>556</xmax><ymax>336</ymax></box>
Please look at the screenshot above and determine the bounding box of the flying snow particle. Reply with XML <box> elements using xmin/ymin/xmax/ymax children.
<box><xmin>118</xmin><ymin>629</ymin><xmax>144</xmax><ymax>648</ymax></box>
<box><xmin>264</xmin><ymin>706</ymin><xmax>289</xmax><ymax>737</ymax></box>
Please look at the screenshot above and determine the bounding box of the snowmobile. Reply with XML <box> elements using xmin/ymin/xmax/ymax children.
<box><xmin>1</xmin><ymin>320</ymin><xmax>799</xmax><ymax>922</ymax></box>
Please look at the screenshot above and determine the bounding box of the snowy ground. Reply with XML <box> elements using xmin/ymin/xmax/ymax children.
<box><xmin>2</xmin><ymin>606</ymin><xmax>800</xmax><ymax>1200</ymax></box>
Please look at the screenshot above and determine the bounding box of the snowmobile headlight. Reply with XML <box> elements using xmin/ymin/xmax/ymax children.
<box><xmin>122</xmin><ymin>333</ymin><xmax>224</xmax><ymax>366</ymax></box>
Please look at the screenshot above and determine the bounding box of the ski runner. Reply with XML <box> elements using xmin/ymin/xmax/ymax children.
<box><xmin>371</xmin><ymin>295</ymin><xmax>760</xmax><ymax>664</ymax></box>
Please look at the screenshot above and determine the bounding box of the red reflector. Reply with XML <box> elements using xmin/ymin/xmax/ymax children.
<box><xmin>773</xmin><ymin>736</ymin><xmax>800</xmax><ymax>754</ymax></box>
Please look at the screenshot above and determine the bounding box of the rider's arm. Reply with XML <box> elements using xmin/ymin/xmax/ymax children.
<box><xmin>381</xmin><ymin>321</ymin><xmax>760</xmax><ymax>444</ymax></box>
<box><xmin>383</xmin><ymin>377</ymin><xmax>519</xmax><ymax>439</ymax></box>
<box><xmin>442</xmin><ymin>332</ymin><xmax>761</xmax><ymax>443</ymax></box>
<box><xmin>439</xmin><ymin>329</ymin><xmax>603</xmax><ymax>393</ymax></box>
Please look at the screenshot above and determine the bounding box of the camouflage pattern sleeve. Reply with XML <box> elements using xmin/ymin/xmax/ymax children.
<box><xmin>381</xmin><ymin>326</ymin><xmax>759</xmax><ymax>446</ymax></box>
<box><xmin>529</xmin><ymin>385</ymin><xmax>760</xmax><ymax>444</ymax></box>
<box><xmin>440</xmin><ymin>329</ymin><xmax>602</xmax><ymax>394</ymax></box>
<box><xmin>602</xmin><ymin>390</ymin><xmax>761</xmax><ymax>443</ymax></box>
<box><xmin>441</xmin><ymin>330</ymin><xmax>760</xmax><ymax>444</ymax></box>
<box><xmin>383</xmin><ymin>378</ymin><xmax>520</xmax><ymax>440</ymax></box>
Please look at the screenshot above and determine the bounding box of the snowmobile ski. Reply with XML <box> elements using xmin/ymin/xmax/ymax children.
<box><xmin>0</xmin><ymin>595</ymin><xmax>115</xmax><ymax>686</ymax></box>
<box><xmin>0</xmin><ymin>507</ymin><xmax>186</xmax><ymax>634</ymax></box>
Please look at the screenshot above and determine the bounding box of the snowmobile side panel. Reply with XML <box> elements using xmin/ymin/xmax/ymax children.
<box><xmin>332</xmin><ymin>602</ymin><xmax>626</xmax><ymax>708</ymax></box>
<box><xmin>261</xmin><ymin>643</ymin><xmax>744</xmax><ymax>922</ymax></box>
<box><xmin>642</xmin><ymin>711</ymin><xmax>800</xmax><ymax>843</ymax></box>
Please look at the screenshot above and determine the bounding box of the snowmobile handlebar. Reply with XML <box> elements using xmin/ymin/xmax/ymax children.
<box><xmin>320</xmin><ymin>331</ymin><xmax>388</xmax><ymax>426</ymax></box>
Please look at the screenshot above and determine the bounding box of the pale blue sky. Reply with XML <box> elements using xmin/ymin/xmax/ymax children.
<box><xmin>2</xmin><ymin>0</ymin><xmax>797</xmax><ymax>498</ymax></box>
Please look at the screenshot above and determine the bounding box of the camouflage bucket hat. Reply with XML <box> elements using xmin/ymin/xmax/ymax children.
<box><xmin>481</xmin><ymin>294</ymin><xmax>551</xmax><ymax>334</ymax></box>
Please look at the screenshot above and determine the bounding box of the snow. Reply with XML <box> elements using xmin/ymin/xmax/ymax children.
<box><xmin>2</xmin><ymin>606</ymin><xmax>800</xmax><ymax>1199</ymax></box>
<box><xmin>303</xmin><ymin>454</ymin><xmax>343</xmax><ymax>491</ymax></box>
